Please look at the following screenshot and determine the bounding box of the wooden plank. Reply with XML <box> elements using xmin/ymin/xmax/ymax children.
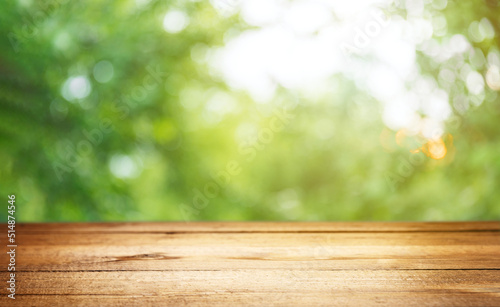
<box><xmin>8</xmin><ymin>293</ymin><xmax>500</xmax><ymax>307</ymax></box>
<box><xmin>13</xmin><ymin>231</ymin><xmax>500</xmax><ymax>246</ymax></box>
<box><xmin>14</xmin><ymin>221</ymin><xmax>500</xmax><ymax>233</ymax></box>
<box><xmin>0</xmin><ymin>222</ymin><xmax>499</xmax><ymax>306</ymax></box>
<box><xmin>8</xmin><ymin>271</ymin><xmax>500</xmax><ymax>306</ymax></box>
<box><xmin>13</xmin><ymin>270</ymin><xmax>500</xmax><ymax>294</ymax></box>
<box><xmin>2</xmin><ymin>232</ymin><xmax>500</xmax><ymax>271</ymax></box>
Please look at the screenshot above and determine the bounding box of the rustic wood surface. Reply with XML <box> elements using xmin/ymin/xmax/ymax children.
<box><xmin>1</xmin><ymin>222</ymin><xmax>499</xmax><ymax>306</ymax></box>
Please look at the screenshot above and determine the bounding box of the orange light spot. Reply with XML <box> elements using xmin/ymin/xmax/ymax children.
<box><xmin>427</xmin><ymin>138</ymin><xmax>447</xmax><ymax>160</ymax></box>
<box><xmin>395</xmin><ymin>129</ymin><xmax>406</xmax><ymax>147</ymax></box>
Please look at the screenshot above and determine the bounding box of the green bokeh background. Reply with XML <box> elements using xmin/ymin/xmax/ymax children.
<box><xmin>1</xmin><ymin>0</ymin><xmax>499</xmax><ymax>221</ymax></box>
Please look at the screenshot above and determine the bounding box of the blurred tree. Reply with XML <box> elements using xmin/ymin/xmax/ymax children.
<box><xmin>0</xmin><ymin>0</ymin><xmax>499</xmax><ymax>222</ymax></box>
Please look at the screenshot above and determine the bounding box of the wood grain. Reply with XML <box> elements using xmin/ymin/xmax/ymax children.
<box><xmin>1</xmin><ymin>222</ymin><xmax>499</xmax><ymax>306</ymax></box>
<box><xmin>14</xmin><ymin>221</ymin><xmax>500</xmax><ymax>233</ymax></box>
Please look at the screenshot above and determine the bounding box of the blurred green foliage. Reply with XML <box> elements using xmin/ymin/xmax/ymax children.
<box><xmin>0</xmin><ymin>0</ymin><xmax>499</xmax><ymax>222</ymax></box>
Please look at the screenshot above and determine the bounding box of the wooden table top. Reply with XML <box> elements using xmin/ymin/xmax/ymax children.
<box><xmin>1</xmin><ymin>222</ymin><xmax>499</xmax><ymax>306</ymax></box>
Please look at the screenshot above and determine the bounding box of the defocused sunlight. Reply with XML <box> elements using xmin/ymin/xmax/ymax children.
<box><xmin>2</xmin><ymin>0</ymin><xmax>499</xmax><ymax>222</ymax></box>
<box><xmin>424</xmin><ymin>137</ymin><xmax>447</xmax><ymax>160</ymax></box>
<box><xmin>210</xmin><ymin>0</ymin><xmax>461</xmax><ymax>141</ymax></box>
